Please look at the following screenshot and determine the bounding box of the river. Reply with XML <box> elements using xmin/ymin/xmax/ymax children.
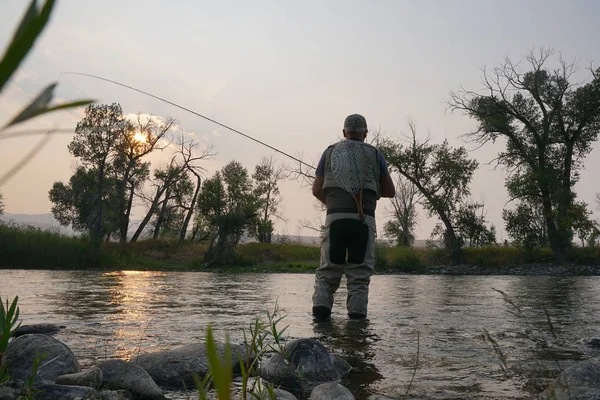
<box><xmin>2</xmin><ymin>270</ymin><xmax>600</xmax><ymax>399</ymax></box>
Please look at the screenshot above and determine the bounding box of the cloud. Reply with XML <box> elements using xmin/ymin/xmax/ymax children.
<box><xmin>212</xmin><ymin>129</ymin><xmax>220</xmax><ymax>137</ymax></box>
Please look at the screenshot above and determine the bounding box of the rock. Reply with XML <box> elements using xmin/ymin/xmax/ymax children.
<box><xmin>2</xmin><ymin>334</ymin><xmax>80</xmax><ymax>383</ymax></box>
<box><xmin>232</xmin><ymin>388</ymin><xmax>297</xmax><ymax>400</ymax></box>
<box><xmin>34</xmin><ymin>382</ymin><xmax>102</xmax><ymax>400</ymax></box>
<box><xmin>259</xmin><ymin>338</ymin><xmax>351</xmax><ymax>394</ymax></box>
<box><xmin>0</xmin><ymin>386</ymin><xmax>16</xmax><ymax>400</ymax></box>
<box><xmin>310</xmin><ymin>382</ymin><xmax>355</xmax><ymax>399</ymax></box>
<box><xmin>535</xmin><ymin>361</ymin><xmax>600</xmax><ymax>399</ymax></box>
<box><xmin>585</xmin><ymin>338</ymin><xmax>600</xmax><ymax>349</ymax></box>
<box><xmin>99</xmin><ymin>390</ymin><xmax>134</xmax><ymax>400</ymax></box>
<box><xmin>56</xmin><ymin>367</ymin><xmax>103</xmax><ymax>389</ymax></box>
<box><xmin>13</xmin><ymin>324</ymin><xmax>61</xmax><ymax>337</ymax></box>
<box><xmin>130</xmin><ymin>343</ymin><xmax>248</xmax><ymax>389</ymax></box>
<box><xmin>96</xmin><ymin>359</ymin><xmax>166</xmax><ymax>400</ymax></box>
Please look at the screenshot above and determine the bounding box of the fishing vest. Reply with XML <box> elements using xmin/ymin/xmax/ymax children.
<box><xmin>322</xmin><ymin>140</ymin><xmax>382</xmax><ymax>210</ymax></box>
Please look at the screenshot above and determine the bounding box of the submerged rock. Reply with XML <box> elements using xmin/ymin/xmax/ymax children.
<box><xmin>2</xmin><ymin>334</ymin><xmax>80</xmax><ymax>383</ymax></box>
<box><xmin>130</xmin><ymin>343</ymin><xmax>248</xmax><ymax>389</ymax></box>
<box><xmin>310</xmin><ymin>382</ymin><xmax>355</xmax><ymax>400</ymax></box>
<box><xmin>96</xmin><ymin>359</ymin><xmax>166</xmax><ymax>400</ymax></box>
<box><xmin>535</xmin><ymin>361</ymin><xmax>600</xmax><ymax>399</ymax></box>
<box><xmin>13</xmin><ymin>323</ymin><xmax>62</xmax><ymax>337</ymax></box>
<box><xmin>259</xmin><ymin>338</ymin><xmax>351</xmax><ymax>394</ymax></box>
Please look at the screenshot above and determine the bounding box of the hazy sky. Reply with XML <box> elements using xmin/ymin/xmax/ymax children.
<box><xmin>1</xmin><ymin>0</ymin><xmax>599</xmax><ymax>241</ymax></box>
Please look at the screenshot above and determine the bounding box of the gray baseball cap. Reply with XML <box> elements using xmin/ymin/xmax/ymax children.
<box><xmin>344</xmin><ymin>114</ymin><xmax>367</xmax><ymax>130</ymax></box>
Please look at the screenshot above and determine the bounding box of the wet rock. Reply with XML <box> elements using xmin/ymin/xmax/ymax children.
<box><xmin>534</xmin><ymin>361</ymin><xmax>600</xmax><ymax>399</ymax></box>
<box><xmin>310</xmin><ymin>382</ymin><xmax>355</xmax><ymax>399</ymax></box>
<box><xmin>99</xmin><ymin>389</ymin><xmax>134</xmax><ymax>400</ymax></box>
<box><xmin>259</xmin><ymin>338</ymin><xmax>351</xmax><ymax>393</ymax></box>
<box><xmin>130</xmin><ymin>343</ymin><xmax>248</xmax><ymax>389</ymax></box>
<box><xmin>0</xmin><ymin>386</ymin><xmax>16</xmax><ymax>400</ymax></box>
<box><xmin>56</xmin><ymin>367</ymin><xmax>103</xmax><ymax>389</ymax></box>
<box><xmin>97</xmin><ymin>359</ymin><xmax>166</xmax><ymax>400</ymax></box>
<box><xmin>13</xmin><ymin>323</ymin><xmax>61</xmax><ymax>337</ymax></box>
<box><xmin>34</xmin><ymin>382</ymin><xmax>102</xmax><ymax>400</ymax></box>
<box><xmin>2</xmin><ymin>334</ymin><xmax>80</xmax><ymax>383</ymax></box>
<box><xmin>232</xmin><ymin>388</ymin><xmax>298</xmax><ymax>400</ymax></box>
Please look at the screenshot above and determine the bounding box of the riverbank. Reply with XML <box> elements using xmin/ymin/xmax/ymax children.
<box><xmin>1</xmin><ymin>223</ymin><xmax>599</xmax><ymax>275</ymax></box>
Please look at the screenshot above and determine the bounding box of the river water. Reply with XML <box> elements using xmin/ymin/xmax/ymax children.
<box><xmin>1</xmin><ymin>270</ymin><xmax>600</xmax><ymax>399</ymax></box>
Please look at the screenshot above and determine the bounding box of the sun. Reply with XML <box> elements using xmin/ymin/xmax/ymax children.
<box><xmin>133</xmin><ymin>131</ymin><xmax>147</xmax><ymax>143</ymax></box>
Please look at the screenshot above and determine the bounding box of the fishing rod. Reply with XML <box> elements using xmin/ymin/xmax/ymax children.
<box><xmin>60</xmin><ymin>72</ymin><xmax>316</xmax><ymax>171</ymax></box>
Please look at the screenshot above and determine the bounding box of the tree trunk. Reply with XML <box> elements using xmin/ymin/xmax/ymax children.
<box><xmin>153</xmin><ymin>187</ymin><xmax>171</xmax><ymax>239</ymax></box>
<box><xmin>179</xmin><ymin>174</ymin><xmax>201</xmax><ymax>244</ymax></box>
<box><xmin>130</xmin><ymin>185</ymin><xmax>167</xmax><ymax>242</ymax></box>
<box><xmin>121</xmin><ymin>180</ymin><xmax>136</xmax><ymax>241</ymax></box>
<box><xmin>117</xmin><ymin>166</ymin><xmax>133</xmax><ymax>243</ymax></box>
<box><xmin>92</xmin><ymin>162</ymin><xmax>105</xmax><ymax>249</ymax></box>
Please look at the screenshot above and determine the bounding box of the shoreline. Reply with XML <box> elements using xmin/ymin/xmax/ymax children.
<box><xmin>1</xmin><ymin>261</ymin><xmax>598</xmax><ymax>276</ymax></box>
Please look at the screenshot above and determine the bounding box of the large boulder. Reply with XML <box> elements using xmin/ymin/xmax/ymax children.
<box><xmin>33</xmin><ymin>382</ymin><xmax>102</xmax><ymax>400</ymax></box>
<box><xmin>2</xmin><ymin>334</ymin><xmax>80</xmax><ymax>383</ymax></box>
<box><xmin>130</xmin><ymin>343</ymin><xmax>248</xmax><ymax>389</ymax></box>
<box><xmin>310</xmin><ymin>382</ymin><xmax>355</xmax><ymax>400</ymax></box>
<box><xmin>259</xmin><ymin>338</ymin><xmax>351</xmax><ymax>394</ymax></box>
<box><xmin>534</xmin><ymin>361</ymin><xmax>600</xmax><ymax>399</ymax></box>
<box><xmin>56</xmin><ymin>367</ymin><xmax>103</xmax><ymax>389</ymax></box>
<box><xmin>96</xmin><ymin>359</ymin><xmax>166</xmax><ymax>400</ymax></box>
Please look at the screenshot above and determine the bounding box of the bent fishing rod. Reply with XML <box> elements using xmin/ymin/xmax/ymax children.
<box><xmin>60</xmin><ymin>72</ymin><xmax>316</xmax><ymax>171</ymax></box>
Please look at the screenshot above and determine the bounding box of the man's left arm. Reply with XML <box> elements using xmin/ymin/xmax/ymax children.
<box><xmin>377</xmin><ymin>150</ymin><xmax>395</xmax><ymax>198</ymax></box>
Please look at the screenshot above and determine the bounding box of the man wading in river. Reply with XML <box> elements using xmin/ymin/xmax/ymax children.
<box><xmin>311</xmin><ymin>114</ymin><xmax>395</xmax><ymax>320</ymax></box>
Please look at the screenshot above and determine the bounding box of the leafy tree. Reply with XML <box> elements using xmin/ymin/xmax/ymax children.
<box><xmin>67</xmin><ymin>103</ymin><xmax>130</xmax><ymax>247</ymax></box>
<box><xmin>0</xmin><ymin>191</ymin><xmax>4</xmax><ymax>215</ymax></box>
<box><xmin>379</xmin><ymin>120</ymin><xmax>479</xmax><ymax>262</ymax></box>
<box><xmin>383</xmin><ymin>174</ymin><xmax>419</xmax><ymax>247</ymax></box>
<box><xmin>503</xmin><ymin>201</ymin><xmax>548</xmax><ymax>249</ymax></box>
<box><xmin>49</xmin><ymin>167</ymin><xmax>121</xmax><ymax>237</ymax></box>
<box><xmin>453</xmin><ymin>201</ymin><xmax>497</xmax><ymax>247</ymax></box>
<box><xmin>251</xmin><ymin>156</ymin><xmax>289</xmax><ymax>243</ymax></box>
<box><xmin>196</xmin><ymin>161</ymin><xmax>261</xmax><ymax>266</ymax></box>
<box><xmin>449</xmin><ymin>48</ymin><xmax>600</xmax><ymax>262</ymax></box>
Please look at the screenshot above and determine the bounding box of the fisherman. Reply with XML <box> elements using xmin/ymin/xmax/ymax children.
<box><xmin>311</xmin><ymin>114</ymin><xmax>396</xmax><ymax>320</ymax></box>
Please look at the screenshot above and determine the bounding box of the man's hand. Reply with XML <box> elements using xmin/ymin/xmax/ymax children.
<box><xmin>312</xmin><ymin>176</ymin><xmax>326</xmax><ymax>205</ymax></box>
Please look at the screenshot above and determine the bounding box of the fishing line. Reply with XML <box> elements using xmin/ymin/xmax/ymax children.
<box><xmin>60</xmin><ymin>72</ymin><xmax>316</xmax><ymax>170</ymax></box>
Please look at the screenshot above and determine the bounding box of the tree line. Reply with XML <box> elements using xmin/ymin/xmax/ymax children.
<box><xmin>2</xmin><ymin>48</ymin><xmax>598</xmax><ymax>266</ymax></box>
<box><xmin>45</xmin><ymin>102</ymin><xmax>288</xmax><ymax>265</ymax></box>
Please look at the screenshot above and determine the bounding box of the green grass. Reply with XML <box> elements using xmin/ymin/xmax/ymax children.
<box><xmin>0</xmin><ymin>222</ymin><xmax>102</xmax><ymax>269</ymax></box>
<box><xmin>1</xmin><ymin>223</ymin><xmax>599</xmax><ymax>273</ymax></box>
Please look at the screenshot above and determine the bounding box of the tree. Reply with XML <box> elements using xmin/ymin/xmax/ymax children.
<box><xmin>130</xmin><ymin>134</ymin><xmax>213</xmax><ymax>242</ymax></box>
<box><xmin>196</xmin><ymin>161</ymin><xmax>262</xmax><ymax>266</ymax></box>
<box><xmin>453</xmin><ymin>201</ymin><xmax>497</xmax><ymax>247</ymax></box>
<box><xmin>112</xmin><ymin>114</ymin><xmax>176</xmax><ymax>242</ymax></box>
<box><xmin>383</xmin><ymin>174</ymin><xmax>419</xmax><ymax>246</ymax></box>
<box><xmin>449</xmin><ymin>48</ymin><xmax>600</xmax><ymax>262</ymax></box>
<box><xmin>0</xmin><ymin>191</ymin><xmax>4</xmax><ymax>215</ymax></box>
<box><xmin>379</xmin><ymin>120</ymin><xmax>479</xmax><ymax>262</ymax></box>
<box><xmin>251</xmin><ymin>156</ymin><xmax>289</xmax><ymax>243</ymax></box>
<box><xmin>67</xmin><ymin>103</ymin><xmax>130</xmax><ymax>247</ymax></box>
<box><xmin>49</xmin><ymin>167</ymin><xmax>121</xmax><ymax>237</ymax></box>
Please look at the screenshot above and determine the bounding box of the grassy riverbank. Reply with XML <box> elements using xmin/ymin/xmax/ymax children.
<box><xmin>1</xmin><ymin>223</ymin><xmax>599</xmax><ymax>273</ymax></box>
